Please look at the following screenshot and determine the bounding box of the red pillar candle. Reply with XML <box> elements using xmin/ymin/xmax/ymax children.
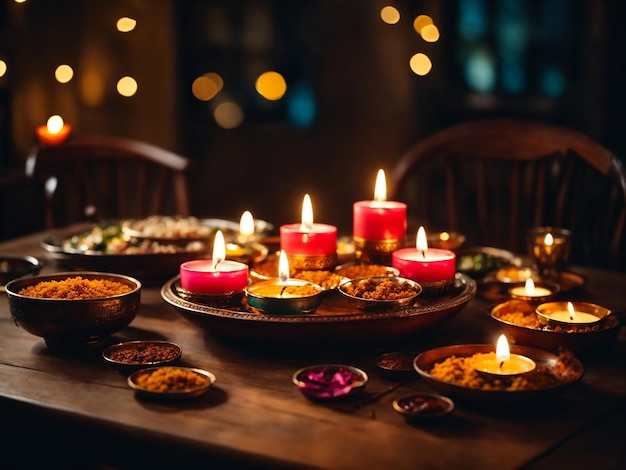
<box><xmin>280</xmin><ymin>194</ymin><xmax>337</xmax><ymax>269</ymax></box>
<box><xmin>36</xmin><ymin>115</ymin><xmax>72</xmax><ymax>145</ymax></box>
<box><xmin>180</xmin><ymin>231</ymin><xmax>249</xmax><ymax>293</ymax></box>
<box><xmin>392</xmin><ymin>227</ymin><xmax>456</xmax><ymax>295</ymax></box>
<box><xmin>353</xmin><ymin>169</ymin><xmax>407</xmax><ymax>264</ymax></box>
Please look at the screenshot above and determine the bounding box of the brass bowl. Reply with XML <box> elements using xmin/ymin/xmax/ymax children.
<box><xmin>5</xmin><ymin>271</ymin><xmax>141</xmax><ymax>352</ymax></box>
<box><xmin>128</xmin><ymin>366</ymin><xmax>215</xmax><ymax>400</ymax></box>
<box><xmin>292</xmin><ymin>364</ymin><xmax>368</xmax><ymax>401</ymax></box>
<box><xmin>338</xmin><ymin>276</ymin><xmax>422</xmax><ymax>311</ymax></box>
<box><xmin>246</xmin><ymin>279</ymin><xmax>324</xmax><ymax>315</ymax></box>
<box><xmin>102</xmin><ymin>340</ymin><xmax>182</xmax><ymax>374</ymax></box>
<box><xmin>0</xmin><ymin>255</ymin><xmax>43</xmax><ymax>287</ymax></box>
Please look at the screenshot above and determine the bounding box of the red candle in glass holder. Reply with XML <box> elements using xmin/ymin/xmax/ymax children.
<box><xmin>36</xmin><ymin>115</ymin><xmax>72</xmax><ymax>146</ymax></box>
<box><xmin>353</xmin><ymin>169</ymin><xmax>406</xmax><ymax>241</ymax></box>
<box><xmin>280</xmin><ymin>194</ymin><xmax>337</xmax><ymax>256</ymax></box>
<box><xmin>180</xmin><ymin>231</ymin><xmax>249</xmax><ymax>293</ymax></box>
<box><xmin>392</xmin><ymin>227</ymin><xmax>456</xmax><ymax>283</ymax></box>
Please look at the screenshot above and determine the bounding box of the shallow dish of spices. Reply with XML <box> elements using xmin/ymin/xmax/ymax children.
<box><xmin>374</xmin><ymin>351</ymin><xmax>420</xmax><ymax>379</ymax></box>
<box><xmin>393</xmin><ymin>393</ymin><xmax>454</xmax><ymax>422</ymax></box>
<box><xmin>5</xmin><ymin>271</ymin><xmax>141</xmax><ymax>352</ymax></box>
<box><xmin>103</xmin><ymin>340</ymin><xmax>182</xmax><ymax>374</ymax></box>
<box><xmin>292</xmin><ymin>364</ymin><xmax>368</xmax><ymax>401</ymax></box>
<box><xmin>338</xmin><ymin>276</ymin><xmax>422</xmax><ymax>310</ymax></box>
<box><xmin>414</xmin><ymin>343</ymin><xmax>583</xmax><ymax>404</ymax></box>
<box><xmin>128</xmin><ymin>366</ymin><xmax>216</xmax><ymax>400</ymax></box>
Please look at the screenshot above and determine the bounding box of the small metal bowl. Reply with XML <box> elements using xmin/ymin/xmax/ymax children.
<box><xmin>102</xmin><ymin>340</ymin><xmax>182</xmax><ymax>374</ymax></box>
<box><xmin>292</xmin><ymin>364</ymin><xmax>368</xmax><ymax>401</ymax></box>
<box><xmin>127</xmin><ymin>366</ymin><xmax>215</xmax><ymax>400</ymax></box>
<box><xmin>374</xmin><ymin>351</ymin><xmax>419</xmax><ymax>379</ymax></box>
<box><xmin>0</xmin><ymin>255</ymin><xmax>43</xmax><ymax>288</ymax></box>
<box><xmin>225</xmin><ymin>241</ymin><xmax>269</xmax><ymax>265</ymax></box>
<box><xmin>507</xmin><ymin>280</ymin><xmax>560</xmax><ymax>303</ymax></box>
<box><xmin>426</xmin><ymin>231</ymin><xmax>466</xmax><ymax>251</ymax></box>
<box><xmin>334</xmin><ymin>262</ymin><xmax>400</xmax><ymax>280</ymax></box>
<box><xmin>535</xmin><ymin>301</ymin><xmax>609</xmax><ymax>332</ymax></box>
<box><xmin>338</xmin><ymin>276</ymin><xmax>422</xmax><ymax>311</ymax></box>
<box><xmin>393</xmin><ymin>393</ymin><xmax>454</xmax><ymax>421</ymax></box>
<box><xmin>246</xmin><ymin>278</ymin><xmax>324</xmax><ymax>314</ymax></box>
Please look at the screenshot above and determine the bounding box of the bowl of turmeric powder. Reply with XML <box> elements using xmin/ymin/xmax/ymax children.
<box><xmin>5</xmin><ymin>271</ymin><xmax>141</xmax><ymax>352</ymax></box>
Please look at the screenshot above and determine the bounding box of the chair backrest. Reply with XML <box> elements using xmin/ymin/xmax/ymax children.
<box><xmin>25</xmin><ymin>135</ymin><xmax>192</xmax><ymax>229</ymax></box>
<box><xmin>390</xmin><ymin>119</ymin><xmax>626</xmax><ymax>270</ymax></box>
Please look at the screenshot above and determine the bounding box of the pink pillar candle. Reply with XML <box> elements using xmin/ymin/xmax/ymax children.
<box><xmin>353</xmin><ymin>200</ymin><xmax>407</xmax><ymax>241</ymax></box>
<box><xmin>392</xmin><ymin>248</ymin><xmax>456</xmax><ymax>283</ymax></box>
<box><xmin>180</xmin><ymin>259</ymin><xmax>249</xmax><ymax>293</ymax></box>
<box><xmin>280</xmin><ymin>223</ymin><xmax>337</xmax><ymax>256</ymax></box>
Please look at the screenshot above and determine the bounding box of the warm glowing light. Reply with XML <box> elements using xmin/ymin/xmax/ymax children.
<box><xmin>0</xmin><ymin>60</ymin><xmax>6</xmax><ymax>77</ymax></box>
<box><xmin>421</xmin><ymin>24</ymin><xmax>440</xmax><ymax>42</ymax></box>
<box><xmin>524</xmin><ymin>278</ymin><xmax>536</xmax><ymax>295</ymax></box>
<box><xmin>239</xmin><ymin>211</ymin><xmax>255</xmax><ymax>237</ymax></box>
<box><xmin>413</xmin><ymin>15</ymin><xmax>434</xmax><ymax>34</ymax></box>
<box><xmin>495</xmin><ymin>334</ymin><xmax>511</xmax><ymax>364</ymax></box>
<box><xmin>117</xmin><ymin>76</ymin><xmax>138</xmax><ymax>97</ymax></box>
<box><xmin>567</xmin><ymin>302</ymin><xmax>576</xmax><ymax>321</ymax></box>
<box><xmin>14</xmin><ymin>0</ymin><xmax>27</xmax><ymax>3</ymax></box>
<box><xmin>255</xmin><ymin>71</ymin><xmax>287</xmax><ymax>101</ymax></box>
<box><xmin>410</xmin><ymin>53</ymin><xmax>432</xmax><ymax>76</ymax></box>
<box><xmin>416</xmin><ymin>226</ymin><xmax>428</xmax><ymax>252</ymax></box>
<box><xmin>212</xmin><ymin>230</ymin><xmax>226</xmax><ymax>269</ymax></box>
<box><xmin>380</xmin><ymin>6</ymin><xmax>400</xmax><ymax>24</ymax></box>
<box><xmin>544</xmin><ymin>233</ymin><xmax>554</xmax><ymax>246</ymax></box>
<box><xmin>374</xmin><ymin>169</ymin><xmax>387</xmax><ymax>201</ymax></box>
<box><xmin>214</xmin><ymin>101</ymin><xmax>244</xmax><ymax>129</ymax></box>
<box><xmin>192</xmin><ymin>73</ymin><xmax>223</xmax><ymax>101</ymax></box>
<box><xmin>117</xmin><ymin>17</ymin><xmax>137</xmax><ymax>32</ymax></box>
<box><xmin>301</xmin><ymin>194</ymin><xmax>314</xmax><ymax>230</ymax></box>
<box><xmin>46</xmin><ymin>115</ymin><xmax>64</xmax><ymax>134</ymax></box>
<box><xmin>278</xmin><ymin>250</ymin><xmax>290</xmax><ymax>283</ymax></box>
<box><xmin>55</xmin><ymin>64</ymin><xmax>74</xmax><ymax>83</ymax></box>
<box><xmin>440</xmin><ymin>232</ymin><xmax>450</xmax><ymax>241</ymax></box>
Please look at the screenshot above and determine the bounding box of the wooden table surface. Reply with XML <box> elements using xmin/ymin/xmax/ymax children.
<box><xmin>1</xmin><ymin>228</ymin><xmax>625</xmax><ymax>470</ymax></box>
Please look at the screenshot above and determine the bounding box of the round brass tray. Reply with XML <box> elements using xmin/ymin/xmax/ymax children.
<box><xmin>161</xmin><ymin>273</ymin><xmax>476</xmax><ymax>348</ymax></box>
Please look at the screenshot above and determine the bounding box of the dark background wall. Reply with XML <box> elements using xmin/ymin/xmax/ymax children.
<box><xmin>1</xmin><ymin>0</ymin><xmax>625</xmax><ymax>240</ymax></box>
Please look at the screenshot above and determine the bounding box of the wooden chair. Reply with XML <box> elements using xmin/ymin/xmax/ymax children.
<box><xmin>25</xmin><ymin>135</ymin><xmax>192</xmax><ymax>229</ymax></box>
<box><xmin>390</xmin><ymin>119</ymin><xmax>626</xmax><ymax>270</ymax></box>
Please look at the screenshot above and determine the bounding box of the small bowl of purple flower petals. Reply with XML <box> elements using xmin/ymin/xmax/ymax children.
<box><xmin>292</xmin><ymin>364</ymin><xmax>368</xmax><ymax>401</ymax></box>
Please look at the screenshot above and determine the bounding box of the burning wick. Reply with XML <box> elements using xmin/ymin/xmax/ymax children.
<box><xmin>568</xmin><ymin>301</ymin><xmax>576</xmax><ymax>321</ymax></box>
<box><xmin>212</xmin><ymin>230</ymin><xmax>226</xmax><ymax>270</ymax></box>
<box><xmin>416</xmin><ymin>226</ymin><xmax>428</xmax><ymax>260</ymax></box>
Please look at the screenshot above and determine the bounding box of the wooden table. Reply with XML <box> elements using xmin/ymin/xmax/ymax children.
<box><xmin>1</xmin><ymin>228</ymin><xmax>625</xmax><ymax>469</ymax></box>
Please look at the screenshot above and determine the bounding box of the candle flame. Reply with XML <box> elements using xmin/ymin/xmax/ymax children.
<box><xmin>544</xmin><ymin>233</ymin><xmax>554</xmax><ymax>247</ymax></box>
<box><xmin>46</xmin><ymin>115</ymin><xmax>64</xmax><ymax>135</ymax></box>
<box><xmin>524</xmin><ymin>278</ymin><xmax>535</xmax><ymax>295</ymax></box>
<box><xmin>374</xmin><ymin>169</ymin><xmax>387</xmax><ymax>202</ymax></box>
<box><xmin>239</xmin><ymin>210</ymin><xmax>255</xmax><ymax>237</ymax></box>
<box><xmin>301</xmin><ymin>194</ymin><xmax>314</xmax><ymax>230</ymax></box>
<box><xmin>416</xmin><ymin>226</ymin><xmax>428</xmax><ymax>255</ymax></box>
<box><xmin>278</xmin><ymin>249</ymin><xmax>290</xmax><ymax>283</ymax></box>
<box><xmin>496</xmin><ymin>334</ymin><xmax>511</xmax><ymax>366</ymax></box>
<box><xmin>567</xmin><ymin>301</ymin><xmax>576</xmax><ymax>321</ymax></box>
<box><xmin>212</xmin><ymin>230</ymin><xmax>226</xmax><ymax>269</ymax></box>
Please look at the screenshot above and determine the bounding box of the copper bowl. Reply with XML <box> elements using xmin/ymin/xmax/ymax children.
<box><xmin>5</xmin><ymin>271</ymin><xmax>141</xmax><ymax>352</ymax></box>
<box><xmin>490</xmin><ymin>300</ymin><xmax>621</xmax><ymax>356</ymax></box>
<box><xmin>0</xmin><ymin>255</ymin><xmax>43</xmax><ymax>287</ymax></box>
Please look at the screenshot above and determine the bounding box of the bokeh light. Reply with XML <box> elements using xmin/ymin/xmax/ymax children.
<box><xmin>117</xmin><ymin>17</ymin><xmax>137</xmax><ymax>32</ymax></box>
<box><xmin>255</xmin><ymin>71</ymin><xmax>287</xmax><ymax>101</ymax></box>
<box><xmin>55</xmin><ymin>64</ymin><xmax>74</xmax><ymax>83</ymax></box>
<box><xmin>0</xmin><ymin>60</ymin><xmax>6</xmax><ymax>77</ymax></box>
<box><xmin>421</xmin><ymin>24</ymin><xmax>440</xmax><ymax>42</ymax></box>
<box><xmin>117</xmin><ymin>76</ymin><xmax>138</xmax><ymax>97</ymax></box>
<box><xmin>380</xmin><ymin>6</ymin><xmax>400</xmax><ymax>25</ymax></box>
<box><xmin>413</xmin><ymin>15</ymin><xmax>434</xmax><ymax>34</ymax></box>
<box><xmin>192</xmin><ymin>72</ymin><xmax>223</xmax><ymax>101</ymax></box>
<box><xmin>214</xmin><ymin>101</ymin><xmax>244</xmax><ymax>129</ymax></box>
<box><xmin>409</xmin><ymin>53</ymin><xmax>432</xmax><ymax>76</ymax></box>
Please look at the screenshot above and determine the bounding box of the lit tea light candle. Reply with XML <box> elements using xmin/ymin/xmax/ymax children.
<box><xmin>353</xmin><ymin>170</ymin><xmax>407</xmax><ymax>263</ymax></box>
<box><xmin>538</xmin><ymin>301</ymin><xmax>600</xmax><ymax>326</ymax></box>
<box><xmin>36</xmin><ymin>115</ymin><xmax>72</xmax><ymax>145</ymax></box>
<box><xmin>509</xmin><ymin>278</ymin><xmax>554</xmax><ymax>301</ymax></box>
<box><xmin>474</xmin><ymin>334</ymin><xmax>536</xmax><ymax>376</ymax></box>
<box><xmin>246</xmin><ymin>250</ymin><xmax>323</xmax><ymax>314</ymax></box>
<box><xmin>280</xmin><ymin>194</ymin><xmax>338</xmax><ymax>270</ymax></box>
<box><xmin>238</xmin><ymin>210</ymin><xmax>255</xmax><ymax>244</ymax></box>
<box><xmin>180</xmin><ymin>230</ymin><xmax>249</xmax><ymax>293</ymax></box>
<box><xmin>391</xmin><ymin>226</ymin><xmax>456</xmax><ymax>295</ymax></box>
<box><xmin>526</xmin><ymin>227</ymin><xmax>571</xmax><ymax>278</ymax></box>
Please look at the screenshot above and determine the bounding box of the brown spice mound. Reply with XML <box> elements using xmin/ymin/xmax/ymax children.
<box><xmin>335</xmin><ymin>264</ymin><xmax>394</xmax><ymax>279</ymax></box>
<box><xmin>498</xmin><ymin>310</ymin><xmax>600</xmax><ymax>332</ymax></box>
<box><xmin>294</xmin><ymin>270</ymin><xmax>344</xmax><ymax>290</ymax></box>
<box><xmin>429</xmin><ymin>350</ymin><xmax>578</xmax><ymax>391</ymax></box>
<box><xmin>18</xmin><ymin>276</ymin><xmax>132</xmax><ymax>299</ymax></box>
<box><xmin>108</xmin><ymin>343</ymin><xmax>179</xmax><ymax>364</ymax></box>
<box><xmin>134</xmin><ymin>367</ymin><xmax>209</xmax><ymax>392</ymax></box>
<box><xmin>283</xmin><ymin>284</ymin><xmax>321</xmax><ymax>297</ymax></box>
<box><xmin>344</xmin><ymin>277</ymin><xmax>417</xmax><ymax>300</ymax></box>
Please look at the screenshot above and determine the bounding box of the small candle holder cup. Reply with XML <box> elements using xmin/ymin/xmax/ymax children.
<box><xmin>353</xmin><ymin>236</ymin><xmax>404</xmax><ymax>265</ymax></box>
<box><xmin>175</xmin><ymin>283</ymin><xmax>246</xmax><ymax>307</ymax></box>
<box><xmin>246</xmin><ymin>279</ymin><xmax>324</xmax><ymax>315</ymax></box>
<box><xmin>507</xmin><ymin>280</ymin><xmax>560</xmax><ymax>304</ymax></box>
<box><xmin>526</xmin><ymin>227</ymin><xmax>572</xmax><ymax>280</ymax></box>
<box><xmin>535</xmin><ymin>301</ymin><xmax>609</xmax><ymax>332</ymax></box>
<box><xmin>286</xmin><ymin>252</ymin><xmax>337</xmax><ymax>271</ymax></box>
